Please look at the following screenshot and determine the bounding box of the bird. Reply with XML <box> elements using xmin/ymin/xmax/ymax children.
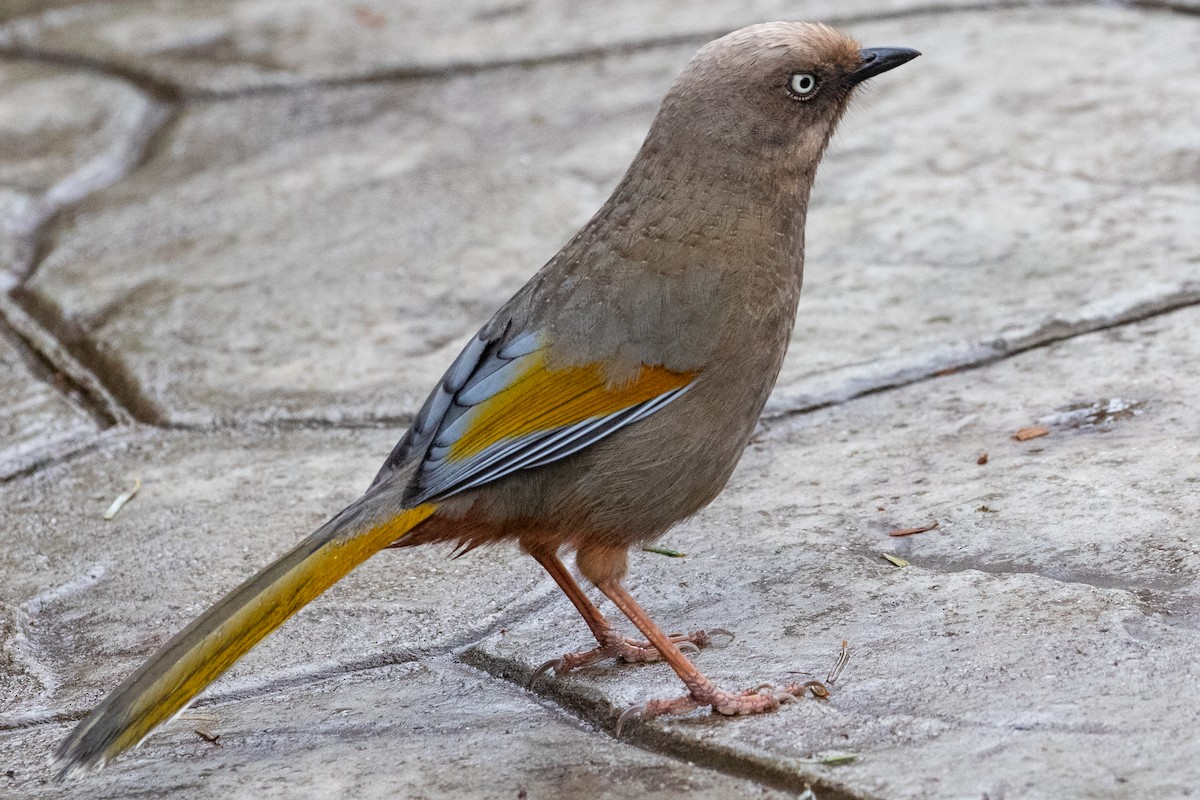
<box><xmin>53</xmin><ymin>21</ymin><xmax>919</xmax><ymax>776</ymax></box>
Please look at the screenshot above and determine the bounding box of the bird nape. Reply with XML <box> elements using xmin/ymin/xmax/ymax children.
<box><xmin>52</xmin><ymin>21</ymin><xmax>919</xmax><ymax>778</ymax></box>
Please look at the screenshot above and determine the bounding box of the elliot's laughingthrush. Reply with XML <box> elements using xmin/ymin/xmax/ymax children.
<box><xmin>54</xmin><ymin>21</ymin><xmax>919</xmax><ymax>776</ymax></box>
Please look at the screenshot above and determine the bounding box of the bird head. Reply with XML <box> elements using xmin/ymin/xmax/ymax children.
<box><xmin>646</xmin><ymin>22</ymin><xmax>920</xmax><ymax>184</ymax></box>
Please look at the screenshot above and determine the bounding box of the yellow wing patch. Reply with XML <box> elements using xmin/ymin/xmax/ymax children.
<box><xmin>449</xmin><ymin>354</ymin><xmax>697</xmax><ymax>461</ymax></box>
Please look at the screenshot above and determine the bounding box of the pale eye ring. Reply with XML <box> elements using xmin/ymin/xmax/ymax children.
<box><xmin>788</xmin><ymin>73</ymin><xmax>820</xmax><ymax>100</ymax></box>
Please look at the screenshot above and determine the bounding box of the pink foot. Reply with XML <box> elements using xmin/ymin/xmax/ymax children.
<box><xmin>615</xmin><ymin>679</ymin><xmax>830</xmax><ymax>737</ymax></box>
<box><xmin>529</xmin><ymin>628</ymin><xmax>733</xmax><ymax>688</ymax></box>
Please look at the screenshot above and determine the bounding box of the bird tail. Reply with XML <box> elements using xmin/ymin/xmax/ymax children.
<box><xmin>52</xmin><ymin>497</ymin><xmax>437</xmax><ymax>778</ymax></box>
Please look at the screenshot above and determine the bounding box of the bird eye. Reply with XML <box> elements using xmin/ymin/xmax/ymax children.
<box><xmin>787</xmin><ymin>73</ymin><xmax>820</xmax><ymax>100</ymax></box>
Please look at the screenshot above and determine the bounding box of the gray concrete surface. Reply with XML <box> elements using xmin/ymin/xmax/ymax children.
<box><xmin>13</xmin><ymin>7</ymin><xmax>1200</xmax><ymax>428</ymax></box>
<box><xmin>4</xmin><ymin>659</ymin><xmax>795</xmax><ymax>799</ymax></box>
<box><xmin>0</xmin><ymin>323</ymin><xmax>96</xmax><ymax>481</ymax></box>
<box><xmin>1</xmin><ymin>1</ymin><xmax>1197</xmax><ymax>798</ymax></box>
<box><xmin>1</xmin><ymin>0</ymin><xmax>1039</xmax><ymax>94</ymax></box>
<box><xmin>470</xmin><ymin>307</ymin><xmax>1200</xmax><ymax>799</ymax></box>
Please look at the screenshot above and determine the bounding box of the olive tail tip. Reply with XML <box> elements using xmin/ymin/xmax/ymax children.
<box><xmin>49</xmin><ymin>731</ymin><xmax>109</xmax><ymax>783</ymax></box>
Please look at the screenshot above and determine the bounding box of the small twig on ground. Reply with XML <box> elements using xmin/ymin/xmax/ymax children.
<box><xmin>103</xmin><ymin>477</ymin><xmax>141</xmax><ymax>520</ymax></box>
<box><xmin>887</xmin><ymin>521</ymin><xmax>938</xmax><ymax>537</ymax></box>
<box><xmin>194</xmin><ymin>728</ymin><xmax>221</xmax><ymax>746</ymax></box>
<box><xmin>641</xmin><ymin>545</ymin><xmax>686</xmax><ymax>557</ymax></box>
<box><xmin>1012</xmin><ymin>425</ymin><xmax>1049</xmax><ymax>441</ymax></box>
<box><xmin>797</xmin><ymin>752</ymin><xmax>859</xmax><ymax>766</ymax></box>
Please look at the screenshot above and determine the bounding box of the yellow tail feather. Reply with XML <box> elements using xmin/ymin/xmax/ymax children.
<box><xmin>53</xmin><ymin>502</ymin><xmax>436</xmax><ymax>778</ymax></box>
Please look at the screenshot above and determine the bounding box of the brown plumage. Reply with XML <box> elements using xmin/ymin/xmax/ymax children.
<box><xmin>54</xmin><ymin>22</ymin><xmax>919</xmax><ymax>776</ymax></box>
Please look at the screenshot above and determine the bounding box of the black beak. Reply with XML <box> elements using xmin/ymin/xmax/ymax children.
<box><xmin>848</xmin><ymin>47</ymin><xmax>921</xmax><ymax>84</ymax></box>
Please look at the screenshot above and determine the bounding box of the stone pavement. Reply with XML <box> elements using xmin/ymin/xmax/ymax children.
<box><xmin>1</xmin><ymin>1</ymin><xmax>1197</xmax><ymax>798</ymax></box>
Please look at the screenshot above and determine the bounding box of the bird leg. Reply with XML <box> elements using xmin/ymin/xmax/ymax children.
<box><xmin>528</xmin><ymin>550</ymin><xmax>729</xmax><ymax>687</ymax></box>
<box><xmin>594</xmin><ymin>578</ymin><xmax>829</xmax><ymax>735</ymax></box>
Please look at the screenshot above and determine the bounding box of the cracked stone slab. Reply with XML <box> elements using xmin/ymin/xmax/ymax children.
<box><xmin>0</xmin><ymin>427</ymin><xmax>552</xmax><ymax>726</ymax></box>
<box><xmin>0</xmin><ymin>3</ymin><xmax>77</xmax><ymax>27</ymax></box>
<box><xmin>0</xmin><ymin>0</ymin><xmax>1027</xmax><ymax>95</ymax></box>
<box><xmin>0</xmin><ymin>660</ymin><xmax>797</xmax><ymax>799</ymax></box>
<box><xmin>1139</xmin><ymin>0</ymin><xmax>1200</xmax><ymax>10</ymax></box>
<box><xmin>0</xmin><ymin>58</ymin><xmax>166</xmax><ymax>279</ymax></box>
<box><xmin>24</xmin><ymin>6</ymin><xmax>1200</xmax><ymax>428</ymax></box>
<box><xmin>466</xmin><ymin>305</ymin><xmax>1200</xmax><ymax>800</ymax></box>
<box><xmin>0</xmin><ymin>324</ymin><xmax>97</xmax><ymax>480</ymax></box>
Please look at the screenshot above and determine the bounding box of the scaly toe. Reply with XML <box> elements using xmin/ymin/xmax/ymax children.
<box><xmin>616</xmin><ymin>694</ymin><xmax>705</xmax><ymax>736</ymax></box>
<box><xmin>535</xmin><ymin>626</ymin><xmax>733</xmax><ymax>689</ymax></box>
<box><xmin>617</xmin><ymin>676</ymin><xmax>831</xmax><ymax>731</ymax></box>
<box><xmin>710</xmin><ymin>690</ymin><xmax>780</xmax><ymax>716</ymax></box>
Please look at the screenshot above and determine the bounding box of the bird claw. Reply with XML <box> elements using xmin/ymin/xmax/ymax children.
<box><xmin>789</xmin><ymin>679</ymin><xmax>831</xmax><ymax>699</ymax></box>
<box><xmin>704</xmin><ymin>627</ymin><xmax>736</xmax><ymax>643</ymax></box>
<box><xmin>615</xmin><ymin>704</ymin><xmax>646</xmax><ymax>738</ymax></box>
<box><xmin>615</xmin><ymin>676</ymin><xmax>833</xmax><ymax>735</ymax></box>
<box><xmin>616</xmin><ymin>694</ymin><xmax>704</xmax><ymax>737</ymax></box>
<box><xmin>527</xmin><ymin>658</ymin><xmax>563</xmax><ymax>689</ymax></box>
<box><xmin>533</xmin><ymin>627</ymin><xmax>731</xmax><ymax>688</ymax></box>
<box><xmin>666</xmin><ymin>627</ymin><xmax>735</xmax><ymax>648</ymax></box>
